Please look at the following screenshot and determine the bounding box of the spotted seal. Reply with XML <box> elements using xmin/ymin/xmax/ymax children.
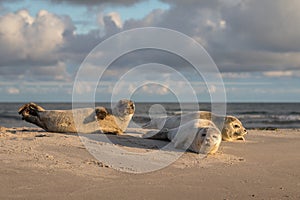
<box><xmin>18</xmin><ymin>99</ymin><xmax>135</xmax><ymax>135</ymax></box>
<box><xmin>143</xmin><ymin>119</ymin><xmax>222</xmax><ymax>154</ymax></box>
<box><xmin>142</xmin><ymin>111</ymin><xmax>247</xmax><ymax>141</ymax></box>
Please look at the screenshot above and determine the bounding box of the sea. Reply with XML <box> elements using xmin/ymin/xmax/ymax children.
<box><xmin>1</xmin><ymin>102</ymin><xmax>300</xmax><ymax>129</ymax></box>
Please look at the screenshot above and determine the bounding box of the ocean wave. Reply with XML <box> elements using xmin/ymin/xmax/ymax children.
<box><xmin>237</xmin><ymin>111</ymin><xmax>270</xmax><ymax>115</ymax></box>
<box><xmin>287</xmin><ymin>112</ymin><xmax>300</xmax><ymax>115</ymax></box>
<box><xmin>1</xmin><ymin>102</ymin><xmax>300</xmax><ymax>129</ymax></box>
<box><xmin>271</xmin><ymin>115</ymin><xmax>300</xmax><ymax>122</ymax></box>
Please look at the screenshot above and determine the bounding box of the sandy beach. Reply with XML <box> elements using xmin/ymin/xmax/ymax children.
<box><xmin>0</xmin><ymin>127</ymin><xmax>299</xmax><ymax>200</ymax></box>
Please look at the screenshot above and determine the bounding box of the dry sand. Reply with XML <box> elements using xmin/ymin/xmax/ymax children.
<box><xmin>0</xmin><ymin>126</ymin><xmax>299</xmax><ymax>199</ymax></box>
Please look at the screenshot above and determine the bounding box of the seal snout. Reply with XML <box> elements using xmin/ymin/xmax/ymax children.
<box><xmin>126</xmin><ymin>100</ymin><xmax>135</xmax><ymax>114</ymax></box>
<box><xmin>127</xmin><ymin>102</ymin><xmax>135</xmax><ymax>114</ymax></box>
<box><xmin>204</xmin><ymin>138</ymin><xmax>212</xmax><ymax>146</ymax></box>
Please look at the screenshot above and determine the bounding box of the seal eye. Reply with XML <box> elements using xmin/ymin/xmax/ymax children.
<box><xmin>201</xmin><ymin>133</ymin><xmax>206</xmax><ymax>137</ymax></box>
<box><xmin>234</xmin><ymin>124</ymin><xmax>240</xmax><ymax>128</ymax></box>
<box><xmin>212</xmin><ymin>135</ymin><xmax>218</xmax><ymax>139</ymax></box>
<box><xmin>130</xmin><ymin>103</ymin><xmax>135</xmax><ymax>110</ymax></box>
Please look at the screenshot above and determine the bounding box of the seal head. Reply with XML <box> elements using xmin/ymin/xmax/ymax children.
<box><xmin>221</xmin><ymin>116</ymin><xmax>247</xmax><ymax>141</ymax></box>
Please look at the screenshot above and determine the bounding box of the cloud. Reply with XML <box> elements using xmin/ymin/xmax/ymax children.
<box><xmin>0</xmin><ymin>60</ymin><xmax>71</xmax><ymax>83</ymax></box>
<box><xmin>263</xmin><ymin>70</ymin><xmax>300</xmax><ymax>78</ymax></box>
<box><xmin>121</xmin><ymin>0</ymin><xmax>300</xmax><ymax>72</ymax></box>
<box><xmin>0</xmin><ymin>9</ymin><xmax>76</xmax><ymax>84</ymax></box>
<box><xmin>212</xmin><ymin>51</ymin><xmax>300</xmax><ymax>72</ymax></box>
<box><xmin>221</xmin><ymin>72</ymin><xmax>251</xmax><ymax>79</ymax></box>
<box><xmin>2</xmin><ymin>1</ymin><xmax>300</xmax><ymax>102</ymax></box>
<box><xmin>6</xmin><ymin>87</ymin><xmax>20</xmax><ymax>94</ymax></box>
<box><xmin>49</xmin><ymin>0</ymin><xmax>144</xmax><ymax>6</ymax></box>
<box><xmin>0</xmin><ymin>9</ymin><xmax>74</xmax><ymax>67</ymax></box>
<box><xmin>106</xmin><ymin>12</ymin><xmax>122</xmax><ymax>28</ymax></box>
<box><xmin>98</xmin><ymin>12</ymin><xmax>122</xmax><ymax>28</ymax></box>
<box><xmin>123</xmin><ymin>8</ymin><xmax>165</xmax><ymax>28</ymax></box>
<box><xmin>158</xmin><ymin>0</ymin><xmax>300</xmax><ymax>52</ymax></box>
<box><xmin>208</xmin><ymin>85</ymin><xmax>217</xmax><ymax>94</ymax></box>
<box><xmin>25</xmin><ymin>62</ymin><xmax>71</xmax><ymax>81</ymax></box>
<box><xmin>221</xmin><ymin>0</ymin><xmax>300</xmax><ymax>52</ymax></box>
<box><xmin>1</xmin><ymin>1</ymin><xmax>300</xmax><ymax>74</ymax></box>
<box><xmin>101</xmin><ymin>12</ymin><xmax>123</xmax><ymax>35</ymax></box>
<box><xmin>142</xmin><ymin>84</ymin><xmax>169</xmax><ymax>95</ymax></box>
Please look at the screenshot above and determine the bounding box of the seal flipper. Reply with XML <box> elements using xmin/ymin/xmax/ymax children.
<box><xmin>18</xmin><ymin>102</ymin><xmax>45</xmax><ymax>116</ymax></box>
<box><xmin>141</xmin><ymin>121</ymin><xmax>154</xmax><ymax>129</ymax></box>
<box><xmin>142</xmin><ymin>128</ymin><xmax>169</xmax><ymax>140</ymax></box>
<box><xmin>18</xmin><ymin>103</ymin><xmax>45</xmax><ymax>129</ymax></box>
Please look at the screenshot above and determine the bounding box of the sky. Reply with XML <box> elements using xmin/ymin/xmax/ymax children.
<box><xmin>0</xmin><ymin>0</ymin><xmax>300</xmax><ymax>102</ymax></box>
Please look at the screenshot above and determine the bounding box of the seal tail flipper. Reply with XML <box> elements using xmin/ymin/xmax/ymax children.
<box><xmin>142</xmin><ymin>121</ymin><xmax>152</xmax><ymax>129</ymax></box>
<box><xmin>18</xmin><ymin>103</ymin><xmax>45</xmax><ymax>128</ymax></box>
<box><xmin>141</xmin><ymin>121</ymin><xmax>157</xmax><ymax>129</ymax></box>
<box><xmin>142</xmin><ymin>128</ymin><xmax>169</xmax><ymax>140</ymax></box>
<box><xmin>18</xmin><ymin>102</ymin><xmax>45</xmax><ymax>116</ymax></box>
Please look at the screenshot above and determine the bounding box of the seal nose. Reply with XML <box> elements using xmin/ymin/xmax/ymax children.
<box><xmin>244</xmin><ymin>129</ymin><xmax>247</xmax><ymax>134</ymax></box>
<box><xmin>129</xmin><ymin>101</ymin><xmax>135</xmax><ymax>110</ymax></box>
<box><xmin>205</xmin><ymin>138</ymin><xmax>211</xmax><ymax>145</ymax></box>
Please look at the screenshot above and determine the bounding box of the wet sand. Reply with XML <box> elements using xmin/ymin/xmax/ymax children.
<box><xmin>0</xmin><ymin>127</ymin><xmax>299</xmax><ymax>199</ymax></box>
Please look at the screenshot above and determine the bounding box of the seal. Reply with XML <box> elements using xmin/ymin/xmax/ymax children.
<box><xmin>18</xmin><ymin>99</ymin><xmax>135</xmax><ymax>135</ymax></box>
<box><xmin>143</xmin><ymin>119</ymin><xmax>222</xmax><ymax>154</ymax></box>
<box><xmin>142</xmin><ymin>111</ymin><xmax>247</xmax><ymax>141</ymax></box>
